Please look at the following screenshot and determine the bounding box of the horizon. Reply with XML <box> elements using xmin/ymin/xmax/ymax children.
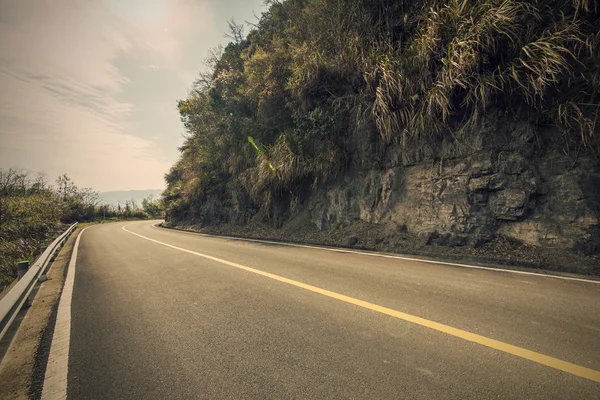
<box><xmin>99</xmin><ymin>188</ymin><xmax>164</xmax><ymax>193</ymax></box>
<box><xmin>0</xmin><ymin>0</ymin><xmax>265</xmax><ymax>192</ymax></box>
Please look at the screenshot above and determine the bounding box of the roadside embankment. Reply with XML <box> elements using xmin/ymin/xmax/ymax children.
<box><xmin>0</xmin><ymin>225</ymin><xmax>84</xmax><ymax>400</ymax></box>
<box><xmin>163</xmin><ymin>220</ymin><xmax>600</xmax><ymax>278</ymax></box>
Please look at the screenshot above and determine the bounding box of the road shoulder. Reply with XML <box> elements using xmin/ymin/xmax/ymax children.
<box><xmin>0</xmin><ymin>227</ymin><xmax>82</xmax><ymax>400</ymax></box>
<box><xmin>158</xmin><ymin>223</ymin><xmax>600</xmax><ymax>282</ymax></box>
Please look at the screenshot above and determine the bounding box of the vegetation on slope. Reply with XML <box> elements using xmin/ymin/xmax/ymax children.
<box><xmin>0</xmin><ymin>169</ymin><xmax>164</xmax><ymax>287</ymax></box>
<box><xmin>164</xmin><ymin>0</ymin><xmax>600</xmax><ymax>223</ymax></box>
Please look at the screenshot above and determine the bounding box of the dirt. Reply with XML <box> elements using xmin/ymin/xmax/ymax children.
<box><xmin>0</xmin><ymin>227</ymin><xmax>81</xmax><ymax>400</ymax></box>
<box><xmin>166</xmin><ymin>220</ymin><xmax>600</xmax><ymax>278</ymax></box>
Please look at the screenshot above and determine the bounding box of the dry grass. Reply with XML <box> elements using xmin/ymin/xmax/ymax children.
<box><xmin>362</xmin><ymin>0</ymin><xmax>598</xmax><ymax>146</ymax></box>
<box><xmin>164</xmin><ymin>0</ymin><xmax>600</xmax><ymax>224</ymax></box>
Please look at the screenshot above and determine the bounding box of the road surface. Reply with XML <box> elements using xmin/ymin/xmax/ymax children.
<box><xmin>47</xmin><ymin>221</ymin><xmax>600</xmax><ymax>399</ymax></box>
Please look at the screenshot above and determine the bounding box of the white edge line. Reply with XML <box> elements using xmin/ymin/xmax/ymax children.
<box><xmin>126</xmin><ymin>224</ymin><xmax>600</xmax><ymax>383</ymax></box>
<box><xmin>149</xmin><ymin>222</ymin><xmax>599</xmax><ymax>285</ymax></box>
<box><xmin>41</xmin><ymin>227</ymin><xmax>87</xmax><ymax>400</ymax></box>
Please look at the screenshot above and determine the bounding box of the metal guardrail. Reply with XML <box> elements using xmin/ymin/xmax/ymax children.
<box><xmin>0</xmin><ymin>222</ymin><xmax>78</xmax><ymax>342</ymax></box>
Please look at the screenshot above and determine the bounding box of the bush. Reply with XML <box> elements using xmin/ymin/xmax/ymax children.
<box><xmin>0</xmin><ymin>170</ymin><xmax>64</xmax><ymax>286</ymax></box>
<box><xmin>0</xmin><ymin>169</ymin><xmax>155</xmax><ymax>286</ymax></box>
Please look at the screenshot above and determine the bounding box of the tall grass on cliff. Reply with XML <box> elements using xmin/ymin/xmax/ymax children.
<box><xmin>164</xmin><ymin>0</ymin><xmax>600</xmax><ymax>224</ymax></box>
<box><xmin>366</xmin><ymin>0</ymin><xmax>599</xmax><ymax>146</ymax></box>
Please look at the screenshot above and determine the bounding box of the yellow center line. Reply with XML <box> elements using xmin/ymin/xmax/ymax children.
<box><xmin>122</xmin><ymin>224</ymin><xmax>600</xmax><ymax>383</ymax></box>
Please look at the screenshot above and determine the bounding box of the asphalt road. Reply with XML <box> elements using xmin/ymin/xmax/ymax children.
<box><xmin>62</xmin><ymin>220</ymin><xmax>600</xmax><ymax>399</ymax></box>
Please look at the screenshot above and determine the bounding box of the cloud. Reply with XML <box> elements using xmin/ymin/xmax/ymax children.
<box><xmin>0</xmin><ymin>56</ymin><xmax>169</xmax><ymax>191</ymax></box>
<box><xmin>0</xmin><ymin>0</ymin><xmax>265</xmax><ymax>191</ymax></box>
<box><xmin>0</xmin><ymin>0</ymin><xmax>169</xmax><ymax>190</ymax></box>
<box><xmin>141</xmin><ymin>65</ymin><xmax>162</xmax><ymax>71</ymax></box>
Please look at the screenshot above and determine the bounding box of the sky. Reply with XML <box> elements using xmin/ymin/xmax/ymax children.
<box><xmin>0</xmin><ymin>0</ymin><xmax>266</xmax><ymax>191</ymax></box>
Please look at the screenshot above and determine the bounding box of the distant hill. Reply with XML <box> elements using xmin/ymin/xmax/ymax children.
<box><xmin>99</xmin><ymin>189</ymin><xmax>163</xmax><ymax>207</ymax></box>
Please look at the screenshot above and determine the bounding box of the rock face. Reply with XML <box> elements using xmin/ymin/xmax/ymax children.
<box><xmin>308</xmin><ymin>150</ymin><xmax>598</xmax><ymax>253</ymax></box>
<box><xmin>171</xmin><ymin>112</ymin><xmax>600</xmax><ymax>255</ymax></box>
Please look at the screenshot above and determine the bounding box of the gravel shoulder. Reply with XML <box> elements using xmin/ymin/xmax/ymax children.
<box><xmin>0</xmin><ymin>226</ymin><xmax>82</xmax><ymax>400</ymax></box>
<box><xmin>164</xmin><ymin>219</ymin><xmax>600</xmax><ymax>278</ymax></box>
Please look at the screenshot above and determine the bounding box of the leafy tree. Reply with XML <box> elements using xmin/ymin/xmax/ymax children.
<box><xmin>142</xmin><ymin>195</ymin><xmax>164</xmax><ymax>218</ymax></box>
<box><xmin>55</xmin><ymin>174</ymin><xmax>99</xmax><ymax>222</ymax></box>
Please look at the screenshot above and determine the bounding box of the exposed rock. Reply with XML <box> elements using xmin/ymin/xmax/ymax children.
<box><xmin>169</xmin><ymin>114</ymin><xmax>600</xmax><ymax>256</ymax></box>
<box><xmin>302</xmin><ymin>130</ymin><xmax>597</xmax><ymax>252</ymax></box>
<box><xmin>489</xmin><ymin>189</ymin><xmax>532</xmax><ymax>221</ymax></box>
<box><xmin>347</xmin><ymin>236</ymin><xmax>359</xmax><ymax>246</ymax></box>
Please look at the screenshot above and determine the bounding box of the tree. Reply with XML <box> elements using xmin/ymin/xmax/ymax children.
<box><xmin>55</xmin><ymin>174</ymin><xmax>99</xmax><ymax>222</ymax></box>
<box><xmin>56</xmin><ymin>174</ymin><xmax>75</xmax><ymax>202</ymax></box>
<box><xmin>142</xmin><ymin>195</ymin><xmax>164</xmax><ymax>218</ymax></box>
<box><xmin>224</xmin><ymin>18</ymin><xmax>245</xmax><ymax>45</ymax></box>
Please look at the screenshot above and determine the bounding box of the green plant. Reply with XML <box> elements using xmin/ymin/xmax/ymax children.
<box><xmin>163</xmin><ymin>0</ymin><xmax>600</xmax><ymax>226</ymax></box>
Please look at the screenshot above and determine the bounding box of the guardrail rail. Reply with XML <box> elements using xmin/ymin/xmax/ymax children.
<box><xmin>0</xmin><ymin>222</ymin><xmax>78</xmax><ymax>343</ymax></box>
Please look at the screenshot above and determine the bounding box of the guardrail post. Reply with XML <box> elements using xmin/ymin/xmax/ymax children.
<box><xmin>50</xmin><ymin>246</ymin><xmax>59</xmax><ymax>262</ymax></box>
<box><xmin>17</xmin><ymin>261</ymin><xmax>29</xmax><ymax>279</ymax></box>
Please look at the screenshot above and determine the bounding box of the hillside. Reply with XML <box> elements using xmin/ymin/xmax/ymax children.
<box><xmin>162</xmin><ymin>0</ymin><xmax>600</xmax><ymax>274</ymax></box>
<box><xmin>1</xmin><ymin>171</ymin><xmax>101</xmax><ymax>286</ymax></box>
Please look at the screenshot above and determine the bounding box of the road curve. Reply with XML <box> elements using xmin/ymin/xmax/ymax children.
<box><xmin>56</xmin><ymin>221</ymin><xmax>600</xmax><ymax>399</ymax></box>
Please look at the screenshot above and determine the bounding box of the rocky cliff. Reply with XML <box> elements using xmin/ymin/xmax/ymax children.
<box><xmin>309</xmin><ymin>123</ymin><xmax>600</xmax><ymax>254</ymax></box>
<box><xmin>163</xmin><ymin>0</ymin><xmax>600</xmax><ymax>275</ymax></box>
<box><xmin>166</xmin><ymin>112</ymin><xmax>600</xmax><ymax>274</ymax></box>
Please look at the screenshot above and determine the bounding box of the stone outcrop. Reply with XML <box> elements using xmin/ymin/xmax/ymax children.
<box><xmin>170</xmin><ymin>112</ymin><xmax>600</xmax><ymax>255</ymax></box>
<box><xmin>306</xmin><ymin>150</ymin><xmax>598</xmax><ymax>254</ymax></box>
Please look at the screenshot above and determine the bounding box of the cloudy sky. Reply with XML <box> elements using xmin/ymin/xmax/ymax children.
<box><xmin>0</xmin><ymin>0</ymin><xmax>265</xmax><ymax>191</ymax></box>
